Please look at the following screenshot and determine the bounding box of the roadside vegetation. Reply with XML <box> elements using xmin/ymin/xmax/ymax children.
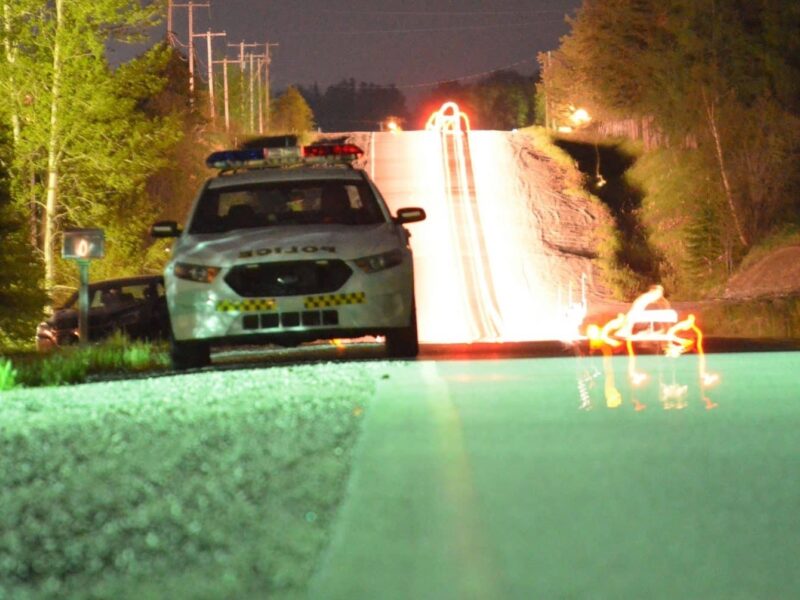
<box><xmin>539</xmin><ymin>0</ymin><xmax>800</xmax><ymax>300</ymax></box>
<box><xmin>0</xmin><ymin>3</ymin><xmax>318</xmax><ymax>354</ymax></box>
<box><xmin>0</xmin><ymin>333</ymin><xmax>168</xmax><ymax>390</ymax></box>
<box><xmin>698</xmin><ymin>296</ymin><xmax>800</xmax><ymax>339</ymax></box>
<box><xmin>0</xmin><ymin>362</ymin><xmax>374</xmax><ymax>598</ymax></box>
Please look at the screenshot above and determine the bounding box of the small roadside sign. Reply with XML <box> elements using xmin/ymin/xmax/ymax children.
<box><xmin>62</xmin><ymin>228</ymin><xmax>105</xmax><ymax>260</ymax></box>
<box><xmin>62</xmin><ymin>228</ymin><xmax>105</xmax><ymax>344</ymax></box>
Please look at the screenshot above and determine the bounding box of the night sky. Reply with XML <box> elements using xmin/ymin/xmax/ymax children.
<box><xmin>166</xmin><ymin>0</ymin><xmax>582</xmax><ymax>103</ymax></box>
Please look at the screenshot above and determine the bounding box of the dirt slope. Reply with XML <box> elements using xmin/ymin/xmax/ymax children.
<box><xmin>725</xmin><ymin>245</ymin><xmax>800</xmax><ymax>299</ymax></box>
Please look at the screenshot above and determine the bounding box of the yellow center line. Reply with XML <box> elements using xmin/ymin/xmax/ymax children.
<box><xmin>421</xmin><ymin>361</ymin><xmax>500</xmax><ymax>597</ymax></box>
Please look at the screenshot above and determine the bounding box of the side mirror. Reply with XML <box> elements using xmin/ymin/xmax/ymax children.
<box><xmin>395</xmin><ymin>207</ymin><xmax>426</xmax><ymax>224</ymax></box>
<box><xmin>150</xmin><ymin>221</ymin><xmax>182</xmax><ymax>238</ymax></box>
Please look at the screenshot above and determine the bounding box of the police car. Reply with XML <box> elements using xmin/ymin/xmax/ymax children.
<box><xmin>151</xmin><ymin>139</ymin><xmax>426</xmax><ymax>369</ymax></box>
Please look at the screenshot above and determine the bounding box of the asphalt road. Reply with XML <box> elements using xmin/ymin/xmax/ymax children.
<box><xmin>365</xmin><ymin>130</ymin><xmax>594</xmax><ymax>344</ymax></box>
<box><xmin>308</xmin><ymin>351</ymin><xmax>800</xmax><ymax>599</ymax></box>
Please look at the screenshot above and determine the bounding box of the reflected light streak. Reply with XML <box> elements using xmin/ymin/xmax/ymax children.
<box><xmin>453</xmin><ymin>125</ymin><xmax>503</xmax><ymax>339</ymax></box>
<box><xmin>437</xmin><ymin>129</ymin><xmax>481</xmax><ymax>341</ymax></box>
<box><xmin>426</xmin><ymin>101</ymin><xmax>471</xmax><ymax>133</ymax></box>
<box><xmin>582</xmin><ymin>286</ymin><xmax>721</xmax><ymax>410</ymax></box>
<box><xmin>375</xmin><ymin>114</ymin><xmax>599</xmax><ymax>342</ymax></box>
<box><xmin>419</xmin><ymin>104</ymin><xmax>587</xmax><ymax>341</ymax></box>
<box><xmin>470</xmin><ymin>132</ymin><xmax>576</xmax><ymax>340</ymax></box>
<box><xmin>372</xmin><ymin>130</ymin><xmax>474</xmax><ymax>343</ymax></box>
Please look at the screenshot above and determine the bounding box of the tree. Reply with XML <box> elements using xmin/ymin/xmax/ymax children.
<box><xmin>0</xmin><ymin>125</ymin><xmax>47</xmax><ymax>348</ymax></box>
<box><xmin>0</xmin><ymin>0</ymin><xmax>173</xmax><ymax>293</ymax></box>
<box><xmin>298</xmin><ymin>79</ymin><xmax>409</xmax><ymax>132</ymax></box>
<box><xmin>543</xmin><ymin>0</ymin><xmax>800</xmax><ymax>250</ymax></box>
<box><xmin>141</xmin><ymin>46</ymin><xmax>218</xmax><ymax>273</ymax></box>
<box><xmin>270</xmin><ymin>86</ymin><xmax>314</xmax><ymax>134</ymax></box>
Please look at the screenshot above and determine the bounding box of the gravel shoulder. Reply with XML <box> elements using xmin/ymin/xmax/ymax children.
<box><xmin>0</xmin><ymin>362</ymin><xmax>381</xmax><ymax>599</ymax></box>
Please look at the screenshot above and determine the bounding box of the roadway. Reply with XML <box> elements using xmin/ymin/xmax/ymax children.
<box><xmin>304</xmin><ymin>126</ymin><xmax>800</xmax><ymax>597</ymax></box>
<box><xmin>308</xmin><ymin>352</ymin><xmax>800</xmax><ymax>599</ymax></box>
<box><xmin>363</xmin><ymin>129</ymin><xmax>600</xmax><ymax>344</ymax></box>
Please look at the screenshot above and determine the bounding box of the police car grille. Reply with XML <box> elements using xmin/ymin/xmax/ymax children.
<box><xmin>225</xmin><ymin>260</ymin><xmax>352</xmax><ymax>297</ymax></box>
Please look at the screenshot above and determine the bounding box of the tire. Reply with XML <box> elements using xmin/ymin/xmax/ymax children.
<box><xmin>170</xmin><ymin>336</ymin><xmax>211</xmax><ymax>370</ymax></box>
<box><xmin>385</xmin><ymin>305</ymin><xmax>419</xmax><ymax>358</ymax></box>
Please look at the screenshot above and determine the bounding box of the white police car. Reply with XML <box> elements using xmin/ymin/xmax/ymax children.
<box><xmin>151</xmin><ymin>140</ymin><xmax>426</xmax><ymax>369</ymax></box>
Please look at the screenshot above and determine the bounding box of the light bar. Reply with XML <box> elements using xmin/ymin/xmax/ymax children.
<box><xmin>205</xmin><ymin>143</ymin><xmax>364</xmax><ymax>171</ymax></box>
<box><xmin>206</xmin><ymin>147</ymin><xmax>303</xmax><ymax>169</ymax></box>
<box><xmin>302</xmin><ymin>143</ymin><xmax>364</xmax><ymax>159</ymax></box>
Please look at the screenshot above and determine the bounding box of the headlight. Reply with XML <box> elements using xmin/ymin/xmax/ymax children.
<box><xmin>174</xmin><ymin>262</ymin><xmax>221</xmax><ymax>283</ymax></box>
<box><xmin>354</xmin><ymin>249</ymin><xmax>405</xmax><ymax>273</ymax></box>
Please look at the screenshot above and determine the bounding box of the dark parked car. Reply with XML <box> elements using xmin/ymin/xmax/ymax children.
<box><xmin>36</xmin><ymin>275</ymin><xmax>170</xmax><ymax>350</ymax></box>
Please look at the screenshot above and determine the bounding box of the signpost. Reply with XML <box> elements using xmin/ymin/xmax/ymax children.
<box><xmin>62</xmin><ymin>229</ymin><xmax>104</xmax><ymax>345</ymax></box>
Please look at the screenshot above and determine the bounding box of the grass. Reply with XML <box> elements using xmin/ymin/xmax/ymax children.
<box><xmin>0</xmin><ymin>362</ymin><xmax>377</xmax><ymax>599</ymax></box>
<box><xmin>3</xmin><ymin>333</ymin><xmax>169</xmax><ymax>389</ymax></box>
<box><xmin>625</xmin><ymin>147</ymin><xmax>713</xmax><ymax>296</ymax></box>
<box><xmin>695</xmin><ymin>296</ymin><xmax>800</xmax><ymax>338</ymax></box>
<box><xmin>518</xmin><ymin>126</ymin><xmax>580</xmax><ymax>173</ymax></box>
<box><xmin>736</xmin><ymin>224</ymin><xmax>800</xmax><ymax>274</ymax></box>
<box><xmin>0</xmin><ymin>357</ymin><xmax>17</xmax><ymax>391</ymax></box>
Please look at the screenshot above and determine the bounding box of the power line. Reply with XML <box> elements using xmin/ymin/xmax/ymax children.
<box><xmin>396</xmin><ymin>56</ymin><xmax>539</xmax><ymax>90</ymax></box>
<box><xmin>270</xmin><ymin>19</ymin><xmax>568</xmax><ymax>36</ymax></box>
<box><xmin>318</xmin><ymin>9</ymin><xmax>569</xmax><ymax>16</ymax></box>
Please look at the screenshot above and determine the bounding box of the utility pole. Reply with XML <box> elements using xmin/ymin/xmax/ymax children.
<box><xmin>544</xmin><ymin>51</ymin><xmax>550</xmax><ymax>130</ymax></box>
<box><xmin>256</xmin><ymin>56</ymin><xmax>263</xmax><ymax>133</ymax></box>
<box><xmin>193</xmin><ymin>29</ymin><xmax>226</xmax><ymax>119</ymax></box>
<box><xmin>263</xmin><ymin>42</ymin><xmax>278</xmax><ymax>132</ymax></box>
<box><xmin>213</xmin><ymin>56</ymin><xmax>231</xmax><ymax>131</ymax></box>
<box><xmin>248</xmin><ymin>52</ymin><xmax>256</xmax><ymax>132</ymax></box>
<box><xmin>167</xmin><ymin>0</ymin><xmax>173</xmax><ymax>44</ymax></box>
<box><xmin>248</xmin><ymin>53</ymin><xmax>267</xmax><ymax>133</ymax></box>
<box><xmin>172</xmin><ymin>2</ymin><xmax>209</xmax><ymax>97</ymax></box>
<box><xmin>229</xmin><ymin>41</ymin><xmax>259</xmax><ymax>124</ymax></box>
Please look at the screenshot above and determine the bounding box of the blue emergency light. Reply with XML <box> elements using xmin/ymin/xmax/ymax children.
<box><xmin>206</xmin><ymin>143</ymin><xmax>364</xmax><ymax>171</ymax></box>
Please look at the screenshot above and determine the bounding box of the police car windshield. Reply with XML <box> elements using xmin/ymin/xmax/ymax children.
<box><xmin>189</xmin><ymin>180</ymin><xmax>385</xmax><ymax>234</ymax></box>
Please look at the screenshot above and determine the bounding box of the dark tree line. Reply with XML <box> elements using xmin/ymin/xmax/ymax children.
<box><xmin>300</xmin><ymin>71</ymin><xmax>538</xmax><ymax>132</ymax></box>
<box><xmin>299</xmin><ymin>80</ymin><xmax>408</xmax><ymax>132</ymax></box>
<box><xmin>417</xmin><ymin>70</ymin><xmax>538</xmax><ymax>131</ymax></box>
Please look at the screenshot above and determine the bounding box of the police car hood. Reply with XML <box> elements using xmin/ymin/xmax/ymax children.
<box><xmin>173</xmin><ymin>223</ymin><xmax>401</xmax><ymax>265</ymax></box>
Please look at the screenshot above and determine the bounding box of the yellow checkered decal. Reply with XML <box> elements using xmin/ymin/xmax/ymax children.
<box><xmin>304</xmin><ymin>292</ymin><xmax>366</xmax><ymax>309</ymax></box>
<box><xmin>216</xmin><ymin>298</ymin><xmax>277</xmax><ymax>312</ymax></box>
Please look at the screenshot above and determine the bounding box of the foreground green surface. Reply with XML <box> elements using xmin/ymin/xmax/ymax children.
<box><xmin>4</xmin><ymin>352</ymin><xmax>799</xmax><ymax>599</ymax></box>
<box><xmin>0</xmin><ymin>363</ymin><xmax>375</xmax><ymax>599</ymax></box>
<box><xmin>313</xmin><ymin>353</ymin><xmax>800</xmax><ymax>599</ymax></box>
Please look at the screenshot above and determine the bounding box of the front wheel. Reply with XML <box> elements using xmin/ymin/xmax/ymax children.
<box><xmin>385</xmin><ymin>306</ymin><xmax>419</xmax><ymax>358</ymax></box>
<box><xmin>170</xmin><ymin>336</ymin><xmax>211</xmax><ymax>370</ymax></box>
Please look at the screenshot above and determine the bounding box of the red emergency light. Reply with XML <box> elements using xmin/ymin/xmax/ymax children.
<box><xmin>302</xmin><ymin>144</ymin><xmax>364</xmax><ymax>158</ymax></box>
<box><xmin>206</xmin><ymin>143</ymin><xmax>364</xmax><ymax>171</ymax></box>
